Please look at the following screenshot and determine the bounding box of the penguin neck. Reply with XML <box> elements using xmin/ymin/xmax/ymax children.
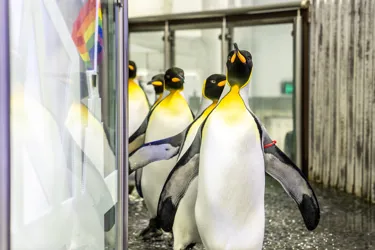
<box><xmin>219</xmin><ymin>84</ymin><xmax>247</xmax><ymax>109</ymax></box>
<box><xmin>200</xmin><ymin>101</ymin><xmax>217</xmax><ymax>117</ymax></box>
<box><xmin>129</xmin><ymin>78</ymin><xmax>138</xmax><ymax>87</ymax></box>
<box><xmin>219</xmin><ymin>82</ymin><xmax>250</xmax><ymax>109</ymax></box>
<box><xmin>164</xmin><ymin>89</ymin><xmax>184</xmax><ymax>102</ymax></box>
<box><xmin>196</xmin><ymin>97</ymin><xmax>213</xmax><ymax>116</ymax></box>
<box><xmin>167</xmin><ymin>89</ymin><xmax>182</xmax><ymax>96</ymax></box>
<box><xmin>154</xmin><ymin>93</ymin><xmax>163</xmax><ymax>105</ymax></box>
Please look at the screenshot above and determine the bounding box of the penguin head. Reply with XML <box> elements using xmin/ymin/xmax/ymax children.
<box><xmin>164</xmin><ymin>67</ymin><xmax>185</xmax><ymax>91</ymax></box>
<box><xmin>129</xmin><ymin>60</ymin><xmax>137</xmax><ymax>79</ymax></box>
<box><xmin>147</xmin><ymin>74</ymin><xmax>165</xmax><ymax>95</ymax></box>
<box><xmin>226</xmin><ymin>43</ymin><xmax>253</xmax><ymax>88</ymax></box>
<box><xmin>203</xmin><ymin>74</ymin><xmax>226</xmax><ymax>101</ymax></box>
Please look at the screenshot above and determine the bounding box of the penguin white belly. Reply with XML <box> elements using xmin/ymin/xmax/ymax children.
<box><xmin>142</xmin><ymin>103</ymin><xmax>193</xmax><ymax>217</ymax></box>
<box><xmin>171</xmin><ymin>104</ymin><xmax>216</xmax><ymax>249</ymax></box>
<box><xmin>196</xmin><ymin>109</ymin><xmax>265</xmax><ymax>250</ymax></box>
<box><xmin>129</xmin><ymin>98</ymin><xmax>149</xmax><ymax>137</ymax></box>
<box><xmin>173</xmin><ymin>178</ymin><xmax>200</xmax><ymax>250</ymax></box>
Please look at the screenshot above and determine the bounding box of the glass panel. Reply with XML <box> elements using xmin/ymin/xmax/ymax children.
<box><xmin>232</xmin><ymin>24</ymin><xmax>296</xmax><ymax>160</ymax></box>
<box><xmin>129</xmin><ymin>0</ymin><xmax>298</xmax><ymax>17</ymax></box>
<box><xmin>129</xmin><ymin>31</ymin><xmax>164</xmax><ymax>107</ymax></box>
<box><xmin>174</xmin><ymin>28</ymin><xmax>222</xmax><ymax>114</ymax></box>
<box><xmin>9</xmin><ymin>0</ymin><xmax>119</xmax><ymax>249</ymax></box>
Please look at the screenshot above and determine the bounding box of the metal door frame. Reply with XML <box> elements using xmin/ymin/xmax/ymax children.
<box><xmin>128</xmin><ymin>0</ymin><xmax>311</xmax><ymax>176</ymax></box>
<box><xmin>0</xmin><ymin>0</ymin><xmax>10</xmax><ymax>249</ymax></box>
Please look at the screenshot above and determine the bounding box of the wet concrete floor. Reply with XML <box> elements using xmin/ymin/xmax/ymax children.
<box><xmin>128</xmin><ymin>176</ymin><xmax>375</xmax><ymax>249</ymax></box>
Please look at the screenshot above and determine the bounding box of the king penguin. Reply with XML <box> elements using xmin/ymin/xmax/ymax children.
<box><xmin>147</xmin><ymin>73</ymin><xmax>165</xmax><ymax>109</ymax></box>
<box><xmin>156</xmin><ymin>51</ymin><xmax>319</xmax><ymax>250</ymax></box>
<box><xmin>155</xmin><ymin>74</ymin><xmax>226</xmax><ymax>250</ymax></box>
<box><xmin>136</xmin><ymin>67</ymin><xmax>195</xmax><ymax>237</ymax></box>
<box><xmin>194</xmin><ymin>44</ymin><xmax>265</xmax><ymax>249</ymax></box>
<box><xmin>128</xmin><ymin>60</ymin><xmax>150</xmax><ymax>152</ymax></box>
<box><xmin>129</xmin><ymin>74</ymin><xmax>225</xmax><ymax>195</ymax></box>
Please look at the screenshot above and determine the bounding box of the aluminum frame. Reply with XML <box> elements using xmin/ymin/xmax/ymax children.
<box><xmin>0</xmin><ymin>0</ymin><xmax>10</xmax><ymax>249</ymax></box>
<box><xmin>116</xmin><ymin>0</ymin><xmax>128</xmax><ymax>249</ymax></box>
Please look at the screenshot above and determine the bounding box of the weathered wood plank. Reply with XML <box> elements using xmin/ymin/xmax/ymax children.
<box><xmin>322</xmin><ymin>0</ymin><xmax>331</xmax><ymax>187</ymax></box>
<box><xmin>354</xmin><ymin>0</ymin><xmax>364</xmax><ymax>198</ymax></box>
<box><xmin>329</xmin><ymin>0</ymin><xmax>338</xmax><ymax>188</ymax></box>
<box><xmin>371</xmin><ymin>0</ymin><xmax>375</xmax><ymax>204</ymax></box>
<box><xmin>361</xmin><ymin>0</ymin><xmax>371</xmax><ymax>201</ymax></box>
<box><xmin>345</xmin><ymin>0</ymin><xmax>355</xmax><ymax>195</ymax></box>
<box><xmin>308</xmin><ymin>0</ymin><xmax>318</xmax><ymax>181</ymax></box>
<box><xmin>337</xmin><ymin>0</ymin><xmax>349</xmax><ymax>191</ymax></box>
<box><xmin>312</xmin><ymin>0</ymin><xmax>324</xmax><ymax>183</ymax></box>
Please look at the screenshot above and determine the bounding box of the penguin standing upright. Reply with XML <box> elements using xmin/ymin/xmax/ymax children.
<box><xmin>128</xmin><ymin>60</ymin><xmax>150</xmax><ymax>192</ymax></box>
<box><xmin>133</xmin><ymin>67</ymin><xmax>194</xmax><ymax>236</ymax></box>
<box><xmin>147</xmin><ymin>74</ymin><xmax>165</xmax><ymax>109</ymax></box>
<box><xmin>154</xmin><ymin>74</ymin><xmax>226</xmax><ymax>250</ymax></box>
<box><xmin>128</xmin><ymin>60</ymin><xmax>150</xmax><ymax>144</ymax></box>
<box><xmin>156</xmin><ymin>51</ymin><xmax>319</xmax><ymax>250</ymax></box>
<box><xmin>194</xmin><ymin>44</ymin><xmax>264</xmax><ymax>249</ymax></box>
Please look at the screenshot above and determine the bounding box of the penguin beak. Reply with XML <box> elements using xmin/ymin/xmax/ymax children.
<box><xmin>129</xmin><ymin>65</ymin><xmax>134</xmax><ymax>70</ymax></box>
<box><xmin>147</xmin><ymin>80</ymin><xmax>152</xmax><ymax>85</ymax></box>
<box><xmin>151</xmin><ymin>81</ymin><xmax>163</xmax><ymax>86</ymax></box>
<box><xmin>217</xmin><ymin>80</ymin><xmax>226</xmax><ymax>87</ymax></box>
<box><xmin>233</xmin><ymin>43</ymin><xmax>246</xmax><ymax>64</ymax></box>
<box><xmin>172</xmin><ymin>74</ymin><xmax>184</xmax><ymax>83</ymax></box>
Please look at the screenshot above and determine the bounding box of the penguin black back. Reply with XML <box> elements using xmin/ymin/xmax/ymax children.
<box><xmin>129</xmin><ymin>60</ymin><xmax>137</xmax><ymax>79</ymax></box>
<box><xmin>203</xmin><ymin>74</ymin><xmax>226</xmax><ymax>101</ymax></box>
<box><xmin>226</xmin><ymin>43</ymin><xmax>253</xmax><ymax>88</ymax></box>
<box><xmin>164</xmin><ymin>67</ymin><xmax>185</xmax><ymax>90</ymax></box>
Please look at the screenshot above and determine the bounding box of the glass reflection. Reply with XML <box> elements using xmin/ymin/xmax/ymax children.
<box><xmin>10</xmin><ymin>0</ymin><xmax>119</xmax><ymax>249</ymax></box>
<box><xmin>174</xmin><ymin>29</ymin><xmax>222</xmax><ymax>115</ymax></box>
<box><xmin>232</xmin><ymin>24</ymin><xmax>295</xmax><ymax>161</ymax></box>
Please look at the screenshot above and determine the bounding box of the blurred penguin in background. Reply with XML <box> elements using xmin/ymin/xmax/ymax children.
<box><xmin>147</xmin><ymin>73</ymin><xmax>165</xmax><ymax>109</ymax></box>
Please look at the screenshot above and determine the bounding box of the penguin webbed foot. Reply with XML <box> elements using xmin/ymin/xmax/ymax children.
<box><xmin>137</xmin><ymin>218</ymin><xmax>163</xmax><ymax>240</ymax></box>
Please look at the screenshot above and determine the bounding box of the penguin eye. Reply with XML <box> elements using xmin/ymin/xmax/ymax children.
<box><xmin>210</xmin><ymin>80</ymin><xmax>215</xmax><ymax>84</ymax></box>
<box><xmin>166</xmin><ymin>75</ymin><xmax>170</xmax><ymax>79</ymax></box>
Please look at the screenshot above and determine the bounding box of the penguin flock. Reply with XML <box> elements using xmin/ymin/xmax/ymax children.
<box><xmin>128</xmin><ymin>43</ymin><xmax>321</xmax><ymax>250</ymax></box>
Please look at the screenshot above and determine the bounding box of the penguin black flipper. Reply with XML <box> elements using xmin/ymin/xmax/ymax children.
<box><xmin>129</xmin><ymin>116</ymin><xmax>148</xmax><ymax>145</ymax></box>
<box><xmin>263</xmin><ymin>145</ymin><xmax>320</xmax><ymax>230</ymax></box>
<box><xmin>156</xmin><ymin>125</ymin><xmax>203</xmax><ymax>232</ymax></box>
<box><xmin>132</xmin><ymin>125</ymin><xmax>191</xmax><ymax>198</ymax></box>
<box><xmin>249</xmin><ymin>111</ymin><xmax>320</xmax><ymax>231</ymax></box>
<box><xmin>128</xmin><ymin>127</ymin><xmax>189</xmax><ymax>173</ymax></box>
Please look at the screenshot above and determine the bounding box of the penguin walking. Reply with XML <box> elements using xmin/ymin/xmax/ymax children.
<box><xmin>158</xmin><ymin>74</ymin><xmax>226</xmax><ymax>250</ymax></box>
<box><xmin>131</xmin><ymin>67</ymin><xmax>195</xmax><ymax>237</ymax></box>
<box><xmin>195</xmin><ymin>44</ymin><xmax>303</xmax><ymax>249</ymax></box>
<box><xmin>129</xmin><ymin>74</ymin><xmax>225</xmax><ymax>196</ymax></box>
<box><xmin>156</xmin><ymin>44</ymin><xmax>320</xmax><ymax>250</ymax></box>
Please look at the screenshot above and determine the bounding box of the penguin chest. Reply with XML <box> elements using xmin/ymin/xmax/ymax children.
<box><xmin>129</xmin><ymin>82</ymin><xmax>149</xmax><ymax>136</ymax></box>
<box><xmin>145</xmin><ymin>93</ymin><xmax>193</xmax><ymax>142</ymax></box>
<box><xmin>200</xmin><ymin>106</ymin><xmax>264</xmax><ymax>195</ymax></box>
<box><xmin>196</xmin><ymin>97</ymin><xmax>265</xmax><ymax>247</ymax></box>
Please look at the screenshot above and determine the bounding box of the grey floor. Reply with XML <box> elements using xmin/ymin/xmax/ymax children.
<box><xmin>128</xmin><ymin>176</ymin><xmax>375</xmax><ymax>250</ymax></box>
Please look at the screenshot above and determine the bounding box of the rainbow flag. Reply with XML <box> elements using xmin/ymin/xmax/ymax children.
<box><xmin>71</xmin><ymin>0</ymin><xmax>103</xmax><ymax>71</ymax></box>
